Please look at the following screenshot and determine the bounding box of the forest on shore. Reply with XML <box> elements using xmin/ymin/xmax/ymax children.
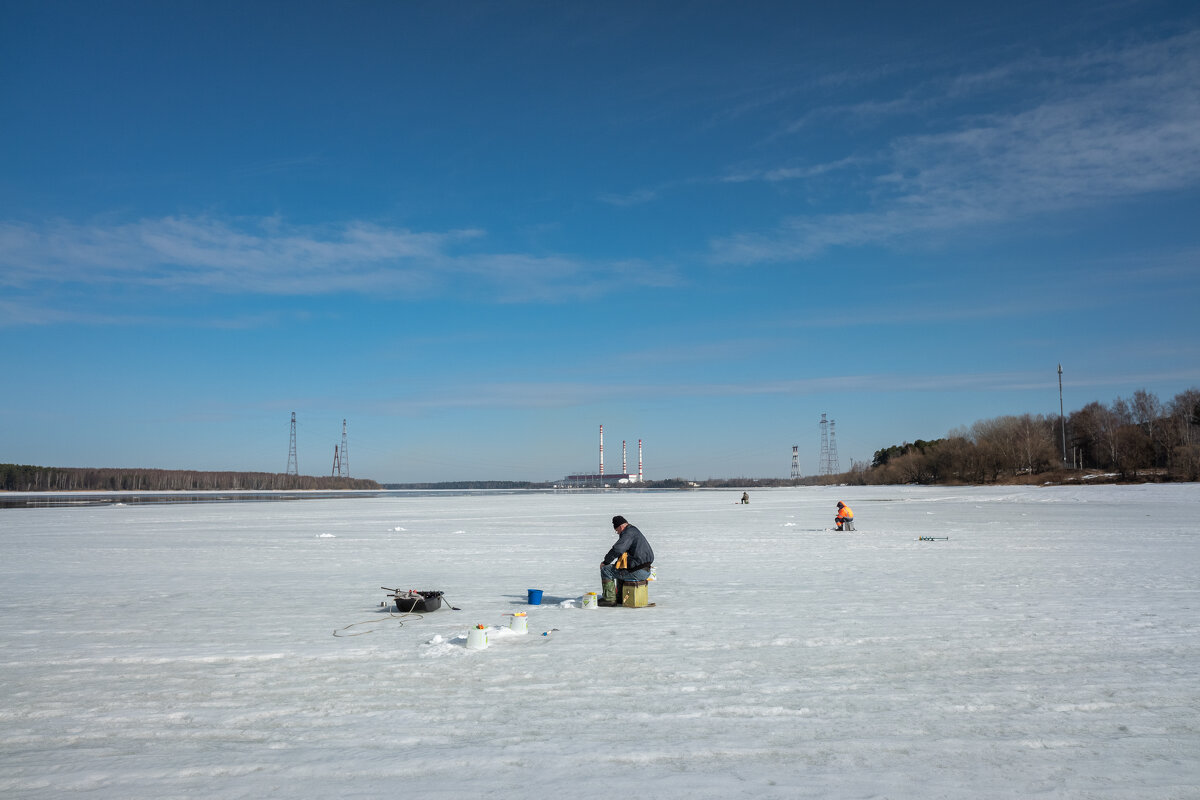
<box><xmin>0</xmin><ymin>465</ymin><xmax>380</xmax><ymax>493</ymax></box>
<box><xmin>828</xmin><ymin>386</ymin><xmax>1200</xmax><ymax>486</ymax></box>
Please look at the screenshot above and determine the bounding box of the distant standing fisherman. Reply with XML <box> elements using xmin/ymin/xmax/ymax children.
<box><xmin>599</xmin><ymin>516</ymin><xmax>654</xmax><ymax>606</ymax></box>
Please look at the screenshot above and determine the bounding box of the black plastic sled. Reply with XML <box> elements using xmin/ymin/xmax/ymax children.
<box><xmin>392</xmin><ymin>590</ymin><xmax>444</xmax><ymax>612</ymax></box>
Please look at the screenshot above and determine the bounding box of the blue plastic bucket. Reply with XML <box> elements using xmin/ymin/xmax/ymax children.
<box><xmin>527</xmin><ymin>589</ymin><xmax>543</xmax><ymax>605</ymax></box>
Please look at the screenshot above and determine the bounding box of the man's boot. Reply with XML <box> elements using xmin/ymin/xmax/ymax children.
<box><xmin>599</xmin><ymin>577</ymin><xmax>619</xmax><ymax>606</ymax></box>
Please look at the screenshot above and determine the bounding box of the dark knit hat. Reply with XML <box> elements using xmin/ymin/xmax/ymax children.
<box><xmin>612</xmin><ymin>515</ymin><xmax>627</xmax><ymax>529</ymax></box>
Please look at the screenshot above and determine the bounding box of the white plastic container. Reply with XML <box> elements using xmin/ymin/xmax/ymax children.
<box><xmin>466</xmin><ymin>626</ymin><xmax>489</xmax><ymax>650</ymax></box>
<box><xmin>510</xmin><ymin>612</ymin><xmax>528</xmax><ymax>633</ymax></box>
<box><xmin>582</xmin><ymin>592</ymin><xmax>598</xmax><ymax>609</ymax></box>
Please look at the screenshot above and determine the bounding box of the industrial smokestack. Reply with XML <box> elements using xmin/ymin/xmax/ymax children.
<box><xmin>622</xmin><ymin>440</ymin><xmax>628</xmax><ymax>474</ymax></box>
<box><xmin>599</xmin><ymin>424</ymin><xmax>604</xmax><ymax>477</ymax></box>
<box><xmin>638</xmin><ymin>439</ymin><xmax>643</xmax><ymax>482</ymax></box>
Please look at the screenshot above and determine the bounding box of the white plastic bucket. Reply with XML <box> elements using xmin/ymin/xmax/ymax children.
<box><xmin>466</xmin><ymin>626</ymin><xmax>488</xmax><ymax>650</ymax></box>
<box><xmin>510</xmin><ymin>613</ymin><xmax>528</xmax><ymax>633</ymax></box>
<box><xmin>648</xmin><ymin>566</ymin><xmax>657</xmax><ymax>582</ymax></box>
<box><xmin>583</xmin><ymin>592</ymin><xmax>598</xmax><ymax>609</ymax></box>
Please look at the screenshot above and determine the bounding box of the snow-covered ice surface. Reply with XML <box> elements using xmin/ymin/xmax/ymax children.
<box><xmin>1</xmin><ymin>485</ymin><xmax>1198</xmax><ymax>799</ymax></box>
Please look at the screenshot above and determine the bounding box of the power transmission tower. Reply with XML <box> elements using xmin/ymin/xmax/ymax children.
<box><xmin>819</xmin><ymin>414</ymin><xmax>830</xmax><ymax>476</ymax></box>
<box><xmin>828</xmin><ymin>419</ymin><xmax>841</xmax><ymax>474</ymax></box>
<box><xmin>340</xmin><ymin>419</ymin><xmax>349</xmax><ymax>478</ymax></box>
<box><xmin>287</xmin><ymin>412</ymin><xmax>298</xmax><ymax>476</ymax></box>
<box><xmin>818</xmin><ymin>413</ymin><xmax>842</xmax><ymax>475</ymax></box>
<box><xmin>790</xmin><ymin>445</ymin><xmax>801</xmax><ymax>479</ymax></box>
<box><xmin>331</xmin><ymin>445</ymin><xmax>341</xmax><ymax>477</ymax></box>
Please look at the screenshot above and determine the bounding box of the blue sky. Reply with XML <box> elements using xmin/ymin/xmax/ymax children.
<box><xmin>3</xmin><ymin>1</ymin><xmax>1198</xmax><ymax>482</ymax></box>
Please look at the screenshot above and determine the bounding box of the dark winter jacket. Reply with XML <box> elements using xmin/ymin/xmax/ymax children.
<box><xmin>603</xmin><ymin>524</ymin><xmax>654</xmax><ymax>570</ymax></box>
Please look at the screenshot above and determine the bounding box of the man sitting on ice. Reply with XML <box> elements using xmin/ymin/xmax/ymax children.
<box><xmin>835</xmin><ymin>501</ymin><xmax>855</xmax><ymax>531</ymax></box>
<box><xmin>599</xmin><ymin>515</ymin><xmax>654</xmax><ymax>606</ymax></box>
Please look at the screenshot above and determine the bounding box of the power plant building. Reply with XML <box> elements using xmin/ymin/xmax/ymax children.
<box><xmin>556</xmin><ymin>426</ymin><xmax>644</xmax><ymax>488</ymax></box>
<box><xmin>557</xmin><ymin>472</ymin><xmax>642</xmax><ymax>488</ymax></box>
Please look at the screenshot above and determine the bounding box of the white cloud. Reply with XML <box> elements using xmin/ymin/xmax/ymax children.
<box><xmin>711</xmin><ymin>28</ymin><xmax>1200</xmax><ymax>263</ymax></box>
<box><xmin>1</xmin><ymin>217</ymin><xmax>459</xmax><ymax>289</ymax></box>
<box><xmin>720</xmin><ymin>157</ymin><xmax>861</xmax><ymax>184</ymax></box>
<box><xmin>0</xmin><ymin>216</ymin><xmax>678</xmax><ymax>309</ymax></box>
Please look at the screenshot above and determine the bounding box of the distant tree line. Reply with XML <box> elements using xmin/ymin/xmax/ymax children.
<box><xmin>845</xmin><ymin>387</ymin><xmax>1200</xmax><ymax>485</ymax></box>
<box><xmin>383</xmin><ymin>481</ymin><xmax>545</xmax><ymax>490</ymax></box>
<box><xmin>0</xmin><ymin>465</ymin><xmax>381</xmax><ymax>492</ymax></box>
<box><xmin>6</xmin><ymin>387</ymin><xmax>1196</xmax><ymax>492</ymax></box>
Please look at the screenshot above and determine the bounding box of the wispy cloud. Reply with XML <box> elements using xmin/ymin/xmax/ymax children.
<box><xmin>782</xmin><ymin>94</ymin><xmax>927</xmax><ymax>136</ymax></box>
<box><xmin>0</xmin><ymin>298</ymin><xmax>149</xmax><ymax>327</ymax></box>
<box><xmin>597</xmin><ymin>188</ymin><xmax>660</xmax><ymax>206</ymax></box>
<box><xmin>711</xmin><ymin>28</ymin><xmax>1200</xmax><ymax>263</ymax></box>
<box><xmin>0</xmin><ymin>294</ymin><xmax>328</xmax><ymax>330</ymax></box>
<box><xmin>0</xmin><ymin>216</ymin><xmax>681</xmax><ymax>315</ymax></box>
<box><xmin>371</xmin><ymin>370</ymin><xmax>1094</xmax><ymax>415</ymax></box>
<box><xmin>720</xmin><ymin>156</ymin><xmax>861</xmax><ymax>184</ymax></box>
<box><xmin>0</xmin><ymin>216</ymin><xmax>459</xmax><ymax>289</ymax></box>
<box><xmin>373</xmin><ymin>363</ymin><xmax>1200</xmax><ymax>417</ymax></box>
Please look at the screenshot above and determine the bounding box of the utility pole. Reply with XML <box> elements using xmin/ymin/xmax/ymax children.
<box><xmin>1058</xmin><ymin>364</ymin><xmax>1067</xmax><ymax>467</ymax></box>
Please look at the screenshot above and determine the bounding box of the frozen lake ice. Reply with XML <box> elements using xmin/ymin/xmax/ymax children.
<box><xmin>1</xmin><ymin>484</ymin><xmax>1198</xmax><ymax>798</ymax></box>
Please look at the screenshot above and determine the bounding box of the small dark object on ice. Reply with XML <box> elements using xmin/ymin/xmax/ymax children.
<box><xmin>385</xmin><ymin>589</ymin><xmax>448</xmax><ymax>612</ymax></box>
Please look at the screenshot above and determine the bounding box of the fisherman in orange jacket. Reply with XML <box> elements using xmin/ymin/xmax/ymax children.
<box><xmin>835</xmin><ymin>501</ymin><xmax>854</xmax><ymax>531</ymax></box>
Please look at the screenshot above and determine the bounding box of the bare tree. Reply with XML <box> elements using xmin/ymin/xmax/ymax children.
<box><xmin>972</xmin><ymin>416</ymin><xmax>1025</xmax><ymax>477</ymax></box>
<box><xmin>1014</xmin><ymin>414</ymin><xmax>1057</xmax><ymax>474</ymax></box>
<box><xmin>1131</xmin><ymin>389</ymin><xmax>1168</xmax><ymax>468</ymax></box>
<box><xmin>1168</xmin><ymin>388</ymin><xmax>1200</xmax><ymax>480</ymax></box>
